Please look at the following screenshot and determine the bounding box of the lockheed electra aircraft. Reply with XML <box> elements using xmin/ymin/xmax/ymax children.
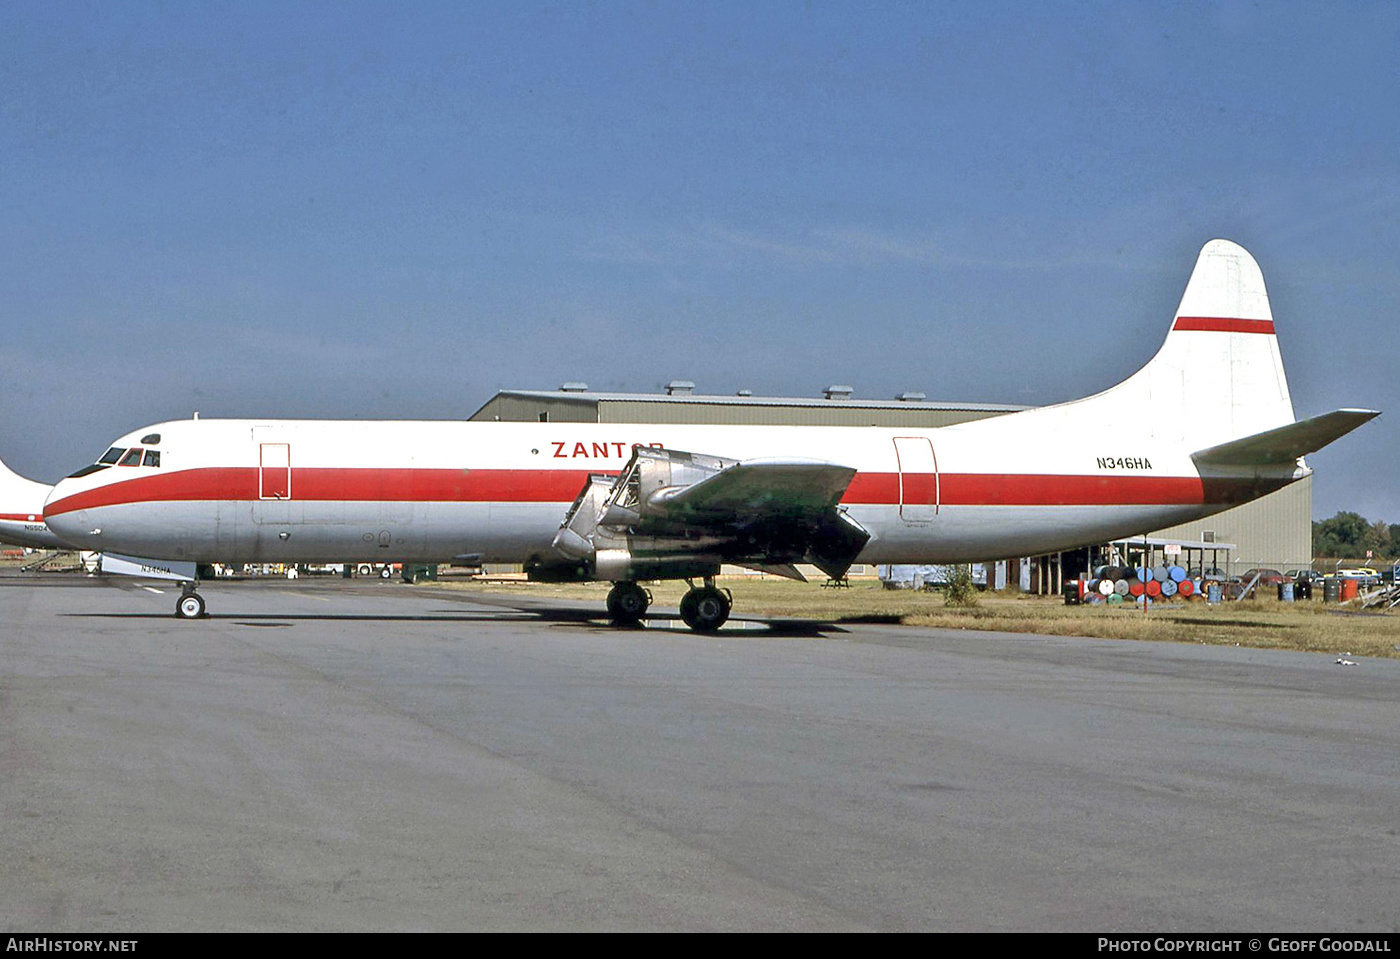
<box><xmin>42</xmin><ymin>240</ymin><xmax>1378</xmax><ymax>629</ymax></box>
<box><xmin>0</xmin><ymin>456</ymin><xmax>62</xmax><ymax>549</ymax></box>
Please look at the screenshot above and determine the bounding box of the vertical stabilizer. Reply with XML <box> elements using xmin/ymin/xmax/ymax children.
<box><xmin>1062</xmin><ymin>239</ymin><xmax>1296</xmax><ymax>450</ymax></box>
<box><xmin>0</xmin><ymin>454</ymin><xmax>61</xmax><ymax>549</ymax></box>
<box><xmin>0</xmin><ymin>455</ymin><xmax>53</xmax><ymax>507</ymax></box>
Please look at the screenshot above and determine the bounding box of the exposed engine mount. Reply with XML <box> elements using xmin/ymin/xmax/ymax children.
<box><xmin>545</xmin><ymin>445</ymin><xmax>868</xmax><ymax>584</ymax></box>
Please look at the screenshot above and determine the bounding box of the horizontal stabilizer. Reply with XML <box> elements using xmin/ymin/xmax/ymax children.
<box><xmin>100</xmin><ymin>553</ymin><xmax>199</xmax><ymax>582</ymax></box>
<box><xmin>1191</xmin><ymin>409</ymin><xmax>1380</xmax><ymax>467</ymax></box>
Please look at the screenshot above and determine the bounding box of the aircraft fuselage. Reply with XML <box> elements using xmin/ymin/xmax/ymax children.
<box><xmin>42</xmin><ymin>417</ymin><xmax>1289</xmax><ymax>568</ymax></box>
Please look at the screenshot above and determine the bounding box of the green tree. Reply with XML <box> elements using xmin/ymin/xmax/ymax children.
<box><xmin>1313</xmin><ymin>512</ymin><xmax>1400</xmax><ymax>561</ymax></box>
<box><xmin>1365</xmin><ymin>520</ymin><xmax>1392</xmax><ymax>560</ymax></box>
<box><xmin>1313</xmin><ymin>511</ymin><xmax>1371</xmax><ymax>559</ymax></box>
<box><xmin>945</xmin><ymin>564</ymin><xmax>979</xmax><ymax>607</ymax></box>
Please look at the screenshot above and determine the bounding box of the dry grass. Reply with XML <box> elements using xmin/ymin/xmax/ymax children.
<box><xmin>436</xmin><ymin>576</ymin><xmax>1400</xmax><ymax>659</ymax></box>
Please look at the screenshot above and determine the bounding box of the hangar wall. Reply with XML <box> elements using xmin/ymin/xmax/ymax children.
<box><xmin>1148</xmin><ymin>478</ymin><xmax>1312</xmax><ymax>574</ymax></box>
<box><xmin>471</xmin><ymin>389</ymin><xmax>1022</xmax><ymax>428</ymax></box>
<box><xmin>470</xmin><ymin>386</ymin><xmax>1312</xmax><ymax>575</ymax></box>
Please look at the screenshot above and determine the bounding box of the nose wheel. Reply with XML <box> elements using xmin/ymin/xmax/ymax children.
<box><xmin>175</xmin><ymin>586</ymin><xmax>206</xmax><ymax>619</ymax></box>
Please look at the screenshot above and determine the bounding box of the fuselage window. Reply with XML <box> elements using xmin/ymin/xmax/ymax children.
<box><xmin>118</xmin><ymin>448</ymin><xmax>144</xmax><ymax>467</ymax></box>
<box><xmin>142</xmin><ymin>450</ymin><xmax>161</xmax><ymax>468</ymax></box>
<box><xmin>98</xmin><ymin>447</ymin><xmax>126</xmax><ymax>465</ymax></box>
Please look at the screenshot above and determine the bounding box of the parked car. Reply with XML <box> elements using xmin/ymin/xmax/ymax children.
<box><xmin>1241</xmin><ymin>568</ymin><xmax>1287</xmax><ymax>586</ymax></box>
<box><xmin>1285</xmin><ymin>569</ymin><xmax>1322</xmax><ymax>584</ymax></box>
<box><xmin>1331</xmin><ymin>568</ymin><xmax>1382</xmax><ymax>586</ymax></box>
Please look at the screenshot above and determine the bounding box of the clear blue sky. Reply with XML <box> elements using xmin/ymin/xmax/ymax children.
<box><xmin>3</xmin><ymin>1</ymin><xmax>1396</xmax><ymax>522</ymax></box>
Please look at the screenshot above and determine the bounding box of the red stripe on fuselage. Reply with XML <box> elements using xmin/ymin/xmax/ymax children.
<box><xmin>1172</xmin><ymin>316</ymin><xmax>1275</xmax><ymax>334</ymax></box>
<box><xmin>844</xmin><ymin>473</ymin><xmax>1214</xmax><ymax>505</ymax></box>
<box><xmin>43</xmin><ymin>466</ymin><xmax>1265</xmax><ymax>516</ymax></box>
<box><xmin>43</xmin><ymin>467</ymin><xmax>593</xmax><ymax>517</ymax></box>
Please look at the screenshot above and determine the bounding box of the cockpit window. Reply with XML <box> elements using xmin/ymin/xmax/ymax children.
<box><xmin>141</xmin><ymin>433</ymin><xmax>161</xmax><ymax>445</ymax></box>
<box><xmin>79</xmin><ymin>442</ymin><xmax>161</xmax><ymax>474</ymax></box>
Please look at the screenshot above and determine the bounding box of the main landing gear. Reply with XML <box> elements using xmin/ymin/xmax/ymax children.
<box><xmin>679</xmin><ymin>578</ymin><xmax>731</xmax><ymax>632</ymax></box>
<box><xmin>605</xmin><ymin>578</ymin><xmax>732</xmax><ymax>631</ymax></box>
<box><xmin>606</xmin><ymin>581</ymin><xmax>651</xmax><ymax>625</ymax></box>
<box><xmin>175</xmin><ymin>583</ymin><xmax>206</xmax><ymax>619</ymax></box>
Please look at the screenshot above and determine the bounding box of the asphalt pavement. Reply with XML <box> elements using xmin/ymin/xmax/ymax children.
<box><xmin>3</xmin><ymin>572</ymin><xmax>1398</xmax><ymax>931</ymax></box>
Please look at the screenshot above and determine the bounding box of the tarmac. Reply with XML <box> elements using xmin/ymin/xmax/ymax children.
<box><xmin>3</xmin><ymin>571</ymin><xmax>1399</xmax><ymax>931</ymax></box>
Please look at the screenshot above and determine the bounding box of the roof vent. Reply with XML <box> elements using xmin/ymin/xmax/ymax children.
<box><xmin>736</xmin><ymin>389</ymin><xmax>752</xmax><ymax>397</ymax></box>
<box><xmin>896</xmin><ymin>391</ymin><xmax>927</xmax><ymax>403</ymax></box>
<box><xmin>823</xmin><ymin>384</ymin><xmax>854</xmax><ymax>401</ymax></box>
<box><xmin>665</xmin><ymin>380</ymin><xmax>695</xmax><ymax>396</ymax></box>
<box><xmin>558</xmin><ymin>381</ymin><xmax>589</xmax><ymax>393</ymax></box>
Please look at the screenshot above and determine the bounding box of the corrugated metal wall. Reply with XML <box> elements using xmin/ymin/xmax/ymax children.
<box><xmin>598</xmin><ymin>400</ymin><xmax>1010</xmax><ymax>428</ymax></box>
<box><xmin>1149</xmin><ymin>476</ymin><xmax>1312</xmax><ymax>574</ymax></box>
<box><xmin>471</xmin><ymin>389</ymin><xmax>1312</xmax><ymax>570</ymax></box>
<box><xmin>471</xmin><ymin>395</ymin><xmax>599</xmax><ymax>422</ymax></box>
<box><xmin>471</xmin><ymin>393</ymin><xmax>1019</xmax><ymax>428</ymax></box>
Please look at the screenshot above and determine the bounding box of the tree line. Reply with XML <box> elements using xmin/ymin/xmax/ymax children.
<box><xmin>1313</xmin><ymin>512</ymin><xmax>1399</xmax><ymax>562</ymax></box>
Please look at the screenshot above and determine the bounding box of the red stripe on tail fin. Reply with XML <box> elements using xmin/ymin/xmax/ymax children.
<box><xmin>1172</xmin><ymin>316</ymin><xmax>1275</xmax><ymax>334</ymax></box>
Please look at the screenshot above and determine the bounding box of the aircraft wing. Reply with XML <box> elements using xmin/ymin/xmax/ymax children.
<box><xmin>554</xmin><ymin>447</ymin><xmax>871</xmax><ymax>582</ymax></box>
<box><xmin>650</xmin><ymin>458</ymin><xmax>857</xmax><ymax>517</ymax></box>
<box><xmin>1192</xmin><ymin>409</ymin><xmax>1380</xmax><ymax>467</ymax></box>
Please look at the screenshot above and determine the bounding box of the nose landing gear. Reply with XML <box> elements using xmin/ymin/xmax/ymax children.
<box><xmin>175</xmin><ymin>584</ymin><xmax>206</xmax><ymax>619</ymax></box>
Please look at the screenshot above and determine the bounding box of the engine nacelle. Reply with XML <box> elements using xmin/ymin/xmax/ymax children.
<box><xmin>593</xmin><ymin>547</ymin><xmax>720</xmax><ymax>583</ymax></box>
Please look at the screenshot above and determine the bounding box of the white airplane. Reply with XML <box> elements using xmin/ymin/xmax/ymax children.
<box><xmin>41</xmin><ymin>240</ymin><xmax>1378</xmax><ymax>628</ymax></box>
<box><xmin>0</xmin><ymin>455</ymin><xmax>63</xmax><ymax>549</ymax></box>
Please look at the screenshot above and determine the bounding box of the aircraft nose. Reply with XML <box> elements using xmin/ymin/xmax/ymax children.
<box><xmin>44</xmin><ymin>480</ymin><xmax>98</xmax><ymax>549</ymax></box>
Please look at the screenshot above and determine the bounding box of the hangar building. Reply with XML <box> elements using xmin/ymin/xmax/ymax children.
<box><xmin>469</xmin><ymin>382</ymin><xmax>1312</xmax><ymax>582</ymax></box>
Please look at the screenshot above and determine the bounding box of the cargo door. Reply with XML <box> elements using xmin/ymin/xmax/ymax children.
<box><xmin>253</xmin><ymin>438</ymin><xmax>303</xmax><ymax>526</ymax></box>
<box><xmin>893</xmin><ymin>436</ymin><xmax>938</xmax><ymax>524</ymax></box>
<box><xmin>260</xmin><ymin>443</ymin><xmax>291</xmax><ymax>500</ymax></box>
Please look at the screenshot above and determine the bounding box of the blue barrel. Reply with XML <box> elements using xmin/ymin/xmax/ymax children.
<box><xmin>1279</xmin><ymin>582</ymin><xmax>1295</xmax><ymax>602</ymax></box>
<box><xmin>1169</xmin><ymin>565</ymin><xmax>1187</xmax><ymax>582</ymax></box>
<box><xmin>1207</xmin><ymin>583</ymin><xmax>1222</xmax><ymax>603</ymax></box>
